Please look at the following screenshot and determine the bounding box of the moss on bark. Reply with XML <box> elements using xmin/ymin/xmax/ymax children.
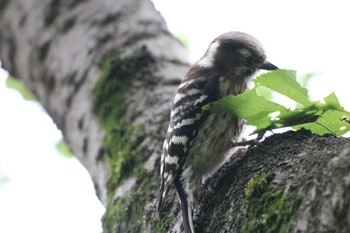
<box><xmin>242</xmin><ymin>176</ymin><xmax>296</xmax><ymax>233</ymax></box>
<box><xmin>102</xmin><ymin>173</ymin><xmax>156</xmax><ymax>233</ymax></box>
<box><xmin>93</xmin><ymin>48</ymin><xmax>159</xmax><ymax>232</ymax></box>
<box><xmin>93</xmin><ymin>54</ymin><xmax>138</xmax><ymax>195</ymax></box>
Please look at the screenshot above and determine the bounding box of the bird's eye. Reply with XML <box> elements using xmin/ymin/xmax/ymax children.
<box><xmin>247</xmin><ymin>56</ymin><xmax>255</xmax><ymax>66</ymax></box>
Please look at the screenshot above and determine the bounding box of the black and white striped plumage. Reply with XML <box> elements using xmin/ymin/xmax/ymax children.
<box><xmin>157</xmin><ymin>31</ymin><xmax>278</xmax><ymax>233</ymax></box>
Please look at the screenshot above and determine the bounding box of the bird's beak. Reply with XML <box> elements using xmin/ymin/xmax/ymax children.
<box><xmin>260</xmin><ymin>61</ymin><xmax>278</xmax><ymax>71</ymax></box>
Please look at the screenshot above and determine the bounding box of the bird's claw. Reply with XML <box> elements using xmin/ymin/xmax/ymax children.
<box><xmin>232</xmin><ymin>130</ymin><xmax>266</xmax><ymax>148</ymax></box>
<box><xmin>232</xmin><ymin>139</ymin><xmax>262</xmax><ymax>147</ymax></box>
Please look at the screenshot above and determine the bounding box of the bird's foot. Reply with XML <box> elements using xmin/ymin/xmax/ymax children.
<box><xmin>232</xmin><ymin>131</ymin><xmax>266</xmax><ymax>148</ymax></box>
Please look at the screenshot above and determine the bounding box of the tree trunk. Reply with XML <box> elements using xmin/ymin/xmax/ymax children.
<box><xmin>0</xmin><ymin>1</ymin><xmax>349</xmax><ymax>232</ymax></box>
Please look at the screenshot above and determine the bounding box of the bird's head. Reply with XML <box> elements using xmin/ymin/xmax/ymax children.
<box><xmin>197</xmin><ymin>31</ymin><xmax>278</xmax><ymax>78</ymax></box>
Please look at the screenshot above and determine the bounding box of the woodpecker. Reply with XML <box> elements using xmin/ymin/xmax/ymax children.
<box><xmin>157</xmin><ymin>31</ymin><xmax>278</xmax><ymax>233</ymax></box>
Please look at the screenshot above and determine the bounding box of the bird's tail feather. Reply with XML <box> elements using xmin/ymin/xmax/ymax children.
<box><xmin>157</xmin><ymin>180</ymin><xmax>167</xmax><ymax>218</ymax></box>
<box><xmin>157</xmin><ymin>173</ymin><xmax>176</xmax><ymax>218</ymax></box>
<box><xmin>175</xmin><ymin>178</ymin><xmax>195</xmax><ymax>233</ymax></box>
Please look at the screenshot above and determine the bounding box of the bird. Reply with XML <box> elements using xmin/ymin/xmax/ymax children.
<box><xmin>157</xmin><ymin>31</ymin><xmax>278</xmax><ymax>233</ymax></box>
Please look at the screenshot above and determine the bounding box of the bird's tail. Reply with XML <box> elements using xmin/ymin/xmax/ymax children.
<box><xmin>157</xmin><ymin>183</ymin><xmax>166</xmax><ymax>218</ymax></box>
<box><xmin>175</xmin><ymin>178</ymin><xmax>195</xmax><ymax>233</ymax></box>
<box><xmin>157</xmin><ymin>172</ymin><xmax>176</xmax><ymax>218</ymax></box>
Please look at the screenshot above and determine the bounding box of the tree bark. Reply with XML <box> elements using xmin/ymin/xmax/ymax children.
<box><xmin>1</xmin><ymin>1</ymin><xmax>349</xmax><ymax>233</ymax></box>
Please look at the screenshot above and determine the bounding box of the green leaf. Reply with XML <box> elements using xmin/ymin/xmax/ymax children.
<box><xmin>297</xmin><ymin>72</ymin><xmax>317</xmax><ymax>88</ymax></box>
<box><xmin>6</xmin><ymin>76</ymin><xmax>36</xmax><ymax>101</ymax></box>
<box><xmin>255</xmin><ymin>85</ymin><xmax>273</xmax><ymax>101</ymax></box>
<box><xmin>294</xmin><ymin>110</ymin><xmax>350</xmax><ymax>136</ymax></box>
<box><xmin>56</xmin><ymin>140</ymin><xmax>75</xmax><ymax>158</ymax></box>
<box><xmin>205</xmin><ymin>88</ymin><xmax>287</xmax><ymax>121</ymax></box>
<box><xmin>204</xmin><ymin>89</ymin><xmax>287</xmax><ymax>134</ymax></box>
<box><xmin>205</xmin><ymin>89</ymin><xmax>287</xmax><ymax>115</ymax></box>
<box><xmin>254</xmin><ymin>69</ymin><xmax>312</xmax><ymax>106</ymax></box>
<box><xmin>323</xmin><ymin>92</ymin><xmax>343</xmax><ymax>110</ymax></box>
<box><xmin>205</xmin><ymin>70</ymin><xmax>350</xmax><ymax>137</ymax></box>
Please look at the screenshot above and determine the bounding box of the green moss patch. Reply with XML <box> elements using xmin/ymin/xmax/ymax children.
<box><xmin>244</xmin><ymin>173</ymin><xmax>271</xmax><ymax>199</ymax></box>
<box><xmin>154</xmin><ymin>217</ymin><xmax>170</xmax><ymax>233</ymax></box>
<box><xmin>95</xmin><ymin>50</ymin><xmax>155</xmax><ymax>188</ymax></box>
<box><xmin>93</xmin><ymin>49</ymin><xmax>155</xmax><ymax>192</ymax></box>
<box><xmin>102</xmin><ymin>172</ymin><xmax>156</xmax><ymax>233</ymax></box>
<box><xmin>93</xmin><ymin>54</ymin><xmax>138</xmax><ymax>195</ymax></box>
<box><xmin>93</xmin><ymin>50</ymin><xmax>158</xmax><ymax>232</ymax></box>
<box><xmin>242</xmin><ymin>174</ymin><xmax>295</xmax><ymax>233</ymax></box>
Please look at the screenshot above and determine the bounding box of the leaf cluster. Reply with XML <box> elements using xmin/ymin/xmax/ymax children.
<box><xmin>204</xmin><ymin>70</ymin><xmax>350</xmax><ymax>136</ymax></box>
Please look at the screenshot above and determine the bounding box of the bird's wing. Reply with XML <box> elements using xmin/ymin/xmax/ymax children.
<box><xmin>157</xmin><ymin>69</ymin><xmax>219</xmax><ymax>213</ymax></box>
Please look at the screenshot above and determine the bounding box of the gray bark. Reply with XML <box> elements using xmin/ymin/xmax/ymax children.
<box><xmin>1</xmin><ymin>1</ymin><xmax>350</xmax><ymax>233</ymax></box>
